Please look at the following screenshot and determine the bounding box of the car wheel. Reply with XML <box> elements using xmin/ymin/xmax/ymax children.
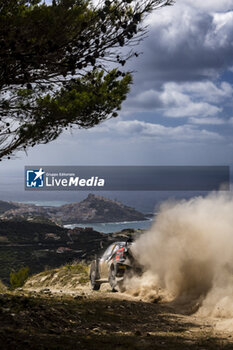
<box><xmin>109</xmin><ymin>266</ymin><xmax>117</xmax><ymax>292</ymax></box>
<box><xmin>90</xmin><ymin>261</ymin><xmax>101</xmax><ymax>291</ymax></box>
<box><xmin>117</xmin><ymin>279</ymin><xmax>126</xmax><ymax>293</ymax></box>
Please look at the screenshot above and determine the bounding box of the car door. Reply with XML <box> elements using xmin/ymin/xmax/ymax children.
<box><xmin>99</xmin><ymin>243</ymin><xmax>117</xmax><ymax>279</ymax></box>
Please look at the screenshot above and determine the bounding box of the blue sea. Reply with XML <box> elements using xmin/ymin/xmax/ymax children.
<box><xmin>64</xmin><ymin>219</ymin><xmax>153</xmax><ymax>234</ymax></box>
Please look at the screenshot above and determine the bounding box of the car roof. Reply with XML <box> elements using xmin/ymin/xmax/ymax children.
<box><xmin>106</xmin><ymin>242</ymin><xmax>126</xmax><ymax>250</ymax></box>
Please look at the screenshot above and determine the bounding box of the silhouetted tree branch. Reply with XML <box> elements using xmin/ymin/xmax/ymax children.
<box><xmin>0</xmin><ymin>0</ymin><xmax>174</xmax><ymax>159</ymax></box>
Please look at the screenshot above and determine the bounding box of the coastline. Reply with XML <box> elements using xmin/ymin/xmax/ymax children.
<box><xmin>64</xmin><ymin>218</ymin><xmax>153</xmax><ymax>233</ymax></box>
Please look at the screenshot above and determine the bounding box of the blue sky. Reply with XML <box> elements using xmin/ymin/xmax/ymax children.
<box><xmin>1</xmin><ymin>0</ymin><xmax>233</xmax><ymax>202</ymax></box>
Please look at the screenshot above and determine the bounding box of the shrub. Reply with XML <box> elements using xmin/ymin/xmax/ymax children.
<box><xmin>65</xmin><ymin>262</ymin><xmax>88</xmax><ymax>275</ymax></box>
<box><xmin>10</xmin><ymin>266</ymin><xmax>29</xmax><ymax>289</ymax></box>
<box><xmin>0</xmin><ymin>279</ymin><xmax>7</xmax><ymax>291</ymax></box>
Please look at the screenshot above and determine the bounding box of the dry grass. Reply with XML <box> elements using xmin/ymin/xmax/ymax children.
<box><xmin>25</xmin><ymin>262</ymin><xmax>89</xmax><ymax>289</ymax></box>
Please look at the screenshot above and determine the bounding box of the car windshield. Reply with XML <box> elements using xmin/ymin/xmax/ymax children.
<box><xmin>112</xmin><ymin>242</ymin><xmax>126</xmax><ymax>254</ymax></box>
<box><xmin>102</xmin><ymin>242</ymin><xmax>126</xmax><ymax>260</ymax></box>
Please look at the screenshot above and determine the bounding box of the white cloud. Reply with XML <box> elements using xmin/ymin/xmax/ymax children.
<box><xmin>133</xmin><ymin>89</ymin><xmax>161</xmax><ymax>109</ymax></box>
<box><xmin>125</xmin><ymin>81</ymin><xmax>230</xmax><ymax>120</ymax></box>
<box><xmin>174</xmin><ymin>81</ymin><xmax>233</xmax><ymax>103</ymax></box>
<box><xmin>138</xmin><ymin>0</ymin><xmax>233</xmax><ymax>86</ymax></box>
<box><xmin>89</xmin><ymin>119</ymin><xmax>222</xmax><ymax>142</ymax></box>
<box><xmin>189</xmin><ymin>117</ymin><xmax>226</xmax><ymax>125</ymax></box>
<box><xmin>181</xmin><ymin>0</ymin><xmax>233</xmax><ymax>12</ymax></box>
<box><xmin>205</xmin><ymin>11</ymin><xmax>233</xmax><ymax>48</ymax></box>
<box><xmin>212</xmin><ymin>11</ymin><xmax>233</xmax><ymax>31</ymax></box>
<box><xmin>160</xmin><ymin>83</ymin><xmax>222</xmax><ymax>117</ymax></box>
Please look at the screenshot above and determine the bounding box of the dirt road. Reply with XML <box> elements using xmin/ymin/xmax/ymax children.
<box><xmin>1</xmin><ymin>284</ymin><xmax>233</xmax><ymax>350</ymax></box>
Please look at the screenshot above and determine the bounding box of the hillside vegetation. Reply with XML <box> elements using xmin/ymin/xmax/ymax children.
<box><xmin>25</xmin><ymin>262</ymin><xmax>89</xmax><ymax>291</ymax></box>
<box><xmin>0</xmin><ymin>218</ymin><xmax>139</xmax><ymax>285</ymax></box>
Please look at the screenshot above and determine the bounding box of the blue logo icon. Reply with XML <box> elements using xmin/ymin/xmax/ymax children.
<box><xmin>26</xmin><ymin>168</ymin><xmax>45</xmax><ymax>188</ymax></box>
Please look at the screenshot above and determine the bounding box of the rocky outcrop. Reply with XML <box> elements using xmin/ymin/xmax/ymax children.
<box><xmin>54</xmin><ymin>194</ymin><xmax>147</xmax><ymax>224</ymax></box>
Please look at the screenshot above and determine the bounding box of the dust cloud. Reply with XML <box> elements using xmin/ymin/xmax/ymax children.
<box><xmin>125</xmin><ymin>192</ymin><xmax>233</xmax><ymax>318</ymax></box>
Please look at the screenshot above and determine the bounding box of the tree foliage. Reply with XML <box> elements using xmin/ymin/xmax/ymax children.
<box><xmin>10</xmin><ymin>266</ymin><xmax>29</xmax><ymax>289</ymax></box>
<box><xmin>0</xmin><ymin>0</ymin><xmax>173</xmax><ymax>159</ymax></box>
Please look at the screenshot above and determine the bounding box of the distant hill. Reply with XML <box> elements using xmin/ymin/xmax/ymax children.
<box><xmin>0</xmin><ymin>200</ymin><xmax>18</xmax><ymax>214</ymax></box>
<box><xmin>54</xmin><ymin>194</ymin><xmax>147</xmax><ymax>224</ymax></box>
<box><xmin>0</xmin><ymin>194</ymin><xmax>147</xmax><ymax>224</ymax></box>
